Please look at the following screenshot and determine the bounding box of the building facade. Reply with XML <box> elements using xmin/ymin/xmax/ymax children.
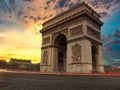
<box><xmin>10</xmin><ymin>58</ymin><xmax>31</xmax><ymax>65</ymax></box>
<box><xmin>40</xmin><ymin>2</ymin><xmax>104</xmax><ymax>73</ymax></box>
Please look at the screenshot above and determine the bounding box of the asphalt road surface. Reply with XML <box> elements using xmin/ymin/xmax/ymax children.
<box><xmin>0</xmin><ymin>72</ymin><xmax>120</xmax><ymax>90</ymax></box>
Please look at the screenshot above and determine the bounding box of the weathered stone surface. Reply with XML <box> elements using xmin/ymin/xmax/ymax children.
<box><xmin>71</xmin><ymin>44</ymin><xmax>82</xmax><ymax>63</ymax></box>
<box><xmin>70</xmin><ymin>25</ymin><xmax>83</xmax><ymax>37</ymax></box>
<box><xmin>42</xmin><ymin>51</ymin><xmax>48</xmax><ymax>65</ymax></box>
<box><xmin>40</xmin><ymin>2</ymin><xmax>104</xmax><ymax>73</ymax></box>
<box><xmin>43</xmin><ymin>36</ymin><xmax>50</xmax><ymax>45</ymax></box>
<box><xmin>87</xmin><ymin>25</ymin><xmax>100</xmax><ymax>40</ymax></box>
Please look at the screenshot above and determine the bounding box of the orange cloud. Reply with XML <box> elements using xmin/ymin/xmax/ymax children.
<box><xmin>0</xmin><ymin>27</ymin><xmax>42</xmax><ymax>63</ymax></box>
<box><xmin>0</xmin><ymin>0</ymin><xmax>120</xmax><ymax>63</ymax></box>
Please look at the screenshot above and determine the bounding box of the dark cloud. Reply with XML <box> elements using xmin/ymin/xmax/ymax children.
<box><xmin>37</xmin><ymin>16</ymin><xmax>42</xmax><ymax>20</ymax></box>
<box><xmin>45</xmin><ymin>0</ymin><xmax>57</xmax><ymax>10</ymax></box>
<box><xmin>0</xmin><ymin>0</ymin><xmax>12</xmax><ymax>13</ymax></box>
<box><xmin>105</xmin><ymin>40</ymin><xmax>120</xmax><ymax>47</ymax></box>
<box><xmin>102</xmin><ymin>29</ymin><xmax>120</xmax><ymax>65</ymax></box>
<box><xmin>102</xmin><ymin>0</ymin><xmax>114</xmax><ymax>4</ymax></box>
<box><xmin>113</xmin><ymin>30</ymin><xmax>120</xmax><ymax>38</ymax></box>
<box><xmin>27</xmin><ymin>7</ymin><xmax>35</xmax><ymax>11</ymax></box>
<box><xmin>56</xmin><ymin>0</ymin><xmax>81</xmax><ymax>9</ymax></box>
<box><xmin>90</xmin><ymin>0</ymin><xmax>100</xmax><ymax>6</ymax></box>
<box><xmin>17</xmin><ymin>10</ymin><xmax>24</xmax><ymax>17</ymax></box>
<box><xmin>114</xmin><ymin>0</ymin><xmax>120</xmax><ymax>3</ymax></box>
<box><xmin>99</xmin><ymin>11</ymin><xmax>109</xmax><ymax>18</ymax></box>
<box><xmin>58</xmin><ymin>0</ymin><xmax>67</xmax><ymax>7</ymax></box>
<box><xmin>102</xmin><ymin>35</ymin><xmax>111</xmax><ymax>41</ymax></box>
<box><xmin>24</xmin><ymin>15</ymin><xmax>28</xmax><ymax>18</ymax></box>
<box><xmin>68</xmin><ymin>0</ymin><xmax>81</xmax><ymax>8</ymax></box>
<box><xmin>46</xmin><ymin>0</ymin><xmax>56</xmax><ymax>6</ymax></box>
<box><xmin>89</xmin><ymin>0</ymin><xmax>119</xmax><ymax>8</ymax></box>
<box><xmin>9</xmin><ymin>0</ymin><xmax>16</xmax><ymax>11</ymax></box>
<box><xmin>85</xmin><ymin>0</ymin><xmax>120</xmax><ymax>19</ymax></box>
<box><xmin>56</xmin><ymin>0</ymin><xmax>69</xmax><ymax>8</ymax></box>
<box><xmin>43</xmin><ymin>16</ymin><xmax>49</xmax><ymax>20</ymax></box>
<box><xmin>102</xmin><ymin>30</ymin><xmax>120</xmax><ymax>47</ymax></box>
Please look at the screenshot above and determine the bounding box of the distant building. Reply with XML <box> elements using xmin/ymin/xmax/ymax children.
<box><xmin>10</xmin><ymin>58</ymin><xmax>31</xmax><ymax>65</ymax></box>
<box><xmin>9</xmin><ymin>58</ymin><xmax>32</xmax><ymax>70</ymax></box>
<box><xmin>104</xmin><ymin>65</ymin><xmax>120</xmax><ymax>73</ymax></box>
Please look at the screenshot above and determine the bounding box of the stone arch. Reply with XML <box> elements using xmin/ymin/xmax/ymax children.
<box><xmin>54</xmin><ymin>34</ymin><xmax>67</xmax><ymax>72</ymax></box>
<box><xmin>54</xmin><ymin>34</ymin><xmax>67</xmax><ymax>45</ymax></box>
<box><xmin>52</xmin><ymin>32</ymin><xmax>68</xmax><ymax>45</ymax></box>
<box><xmin>91</xmin><ymin>45</ymin><xmax>98</xmax><ymax>72</ymax></box>
<box><xmin>40</xmin><ymin>2</ymin><xmax>104</xmax><ymax>73</ymax></box>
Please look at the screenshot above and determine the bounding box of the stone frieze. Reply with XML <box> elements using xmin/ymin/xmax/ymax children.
<box><xmin>42</xmin><ymin>51</ymin><xmax>48</xmax><ymax>65</ymax></box>
<box><xmin>70</xmin><ymin>25</ymin><xmax>83</xmax><ymax>37</ymax></box>
<box><xmin>72</xmin><ymin>44</ymin><xmax>82</xmax><ymax>63</ymax></box>
<box><xmin>87</xmin><ymin>25</ymin><xmax>100</xmax><ymax>40</ymax></box>
<box><xmin>43</xmin><ymin>36</ymin><xmax>50</xmax><ymax>45</ymax></box>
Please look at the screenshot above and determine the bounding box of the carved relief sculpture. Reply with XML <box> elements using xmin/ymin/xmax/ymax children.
<box><xmin>87</xmin><ymin>26</ymin><xmax>100</xmax><ymax>40</ymax></box>
<box><xmin>43</xmin><ymin>36</ymin><xmax>50</xmax><ymax>45</ymax></box>
<box><xmin>70</xmin><ymin>25</ymin><xmax>83</xmax><ymax>37</ymax></box>
<box><xmin>72</xmin><ymin>44</ymin><xmax>82</xmax><ymax>63</ymax></box>
<box><xmin>42</xmin><ymin>51</ymin><xmax>48</xmax><ymax>65</ymax></box>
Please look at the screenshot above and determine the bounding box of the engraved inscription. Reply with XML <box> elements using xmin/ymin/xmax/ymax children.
<box><xmin>70</xmin><ymin>25</ymin><xmax>83</xmax><ymax>37</ymax></box>
<box><xmin>42</xmin><ymin>51</ymin><xmax>48</xmax><ymax>65</ymax></box>
<box><xmin>87</xmin><ymin>26</ymin><xmax>100</xmax><ymax>39</ymax></box>
<box><xmin>72</xmin><ymin>44</ymin><xmax>82</xmax><ymax>62</ymax></box>
<box><xmin>43</xmin><ymin>36</ymin><xmax>50</xmax><ymax>45</ymax></box>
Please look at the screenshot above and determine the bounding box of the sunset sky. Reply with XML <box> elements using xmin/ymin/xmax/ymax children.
<box><xmin>0</xmin><ymin>0</ymin><xmax>120</xmax><ymax>65</ymax></box>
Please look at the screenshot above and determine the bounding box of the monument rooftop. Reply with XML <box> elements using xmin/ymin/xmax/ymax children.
<box><xmin>41</xmin><ymin>2</ymin><xmax>103</xmax><ymax>32</ymax></box>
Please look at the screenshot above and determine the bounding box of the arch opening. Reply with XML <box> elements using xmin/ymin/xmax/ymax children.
<box><xmin>92</xmin><ymin>45</ymin><xmax>98</xmax><ymax>72</ymax></box>
<box><xmin>54</xmin><ymin>34</ymin><xmax>67</xmax><ymax>72</ymax></box>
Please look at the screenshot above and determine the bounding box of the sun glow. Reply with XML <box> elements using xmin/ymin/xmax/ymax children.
<box><xmin>0</xmin><ymin>24</ymin><xmax>43</xmax><ymax>64</ymax></box>
<box><xmin>0</xmin><ymin>0</ymin><xmax>120</xmax><ymax>65</ymax></box>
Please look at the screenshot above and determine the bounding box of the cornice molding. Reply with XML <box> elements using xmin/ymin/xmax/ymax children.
<box><xmin>40</xmin><ymin>2</ymin><xmax>103</xmax><ymax>33</ymax></box>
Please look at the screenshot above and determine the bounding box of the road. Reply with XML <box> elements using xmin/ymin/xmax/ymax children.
<box><xmin>0</xmin><ymin>72</ymin><xmax>120</xmax><ymax>90</ymax></box>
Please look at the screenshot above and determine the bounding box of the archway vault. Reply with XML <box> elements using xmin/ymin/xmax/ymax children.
<box><xmin>54</xmin><ymin>34</ymin><xmax>67</xmax><ymax>72</ymax></box>
<box><xmin>52</xmin><ymin>31</ymin><xmax>68</xmax><ymax>45</ymax></box>
<box><xmin>92</xmin><ymin>45</ymin><xmax>99</xmax><ymax>72</ymax></box>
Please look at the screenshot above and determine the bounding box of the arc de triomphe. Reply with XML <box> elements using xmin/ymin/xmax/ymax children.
<box><xmin>40</xmin><ymin>2</ymin><xmax>104</xmax><ymax>73</ymax></box>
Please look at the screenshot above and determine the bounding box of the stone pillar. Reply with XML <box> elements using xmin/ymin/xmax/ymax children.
<box><xmin>82</xmin><ymin>39</ymin><xmax>92</xmax><ymax>72</ymax></box>
<box><xmin>52</xmin><ymin>47</ymin><xmax>58</xmax><ymax>72</ymax></box>
<box><xmin>67</xmin><ymin>39</ymin><xmax>93</xmax><ymax>73</ymax></box>
<box><xmin>98</xmin><ymin>45</ymin><xmax>104</xmax><ymax>72</ymax></box>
